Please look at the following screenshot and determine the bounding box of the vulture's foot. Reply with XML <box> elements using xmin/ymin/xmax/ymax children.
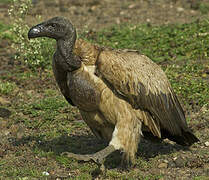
<box><xmin>61</xmin><ymin>145</ymin><xmax>115</xmax><ymax>168</ymax></box>
<box><xmin>120</xmin><ymin>156</ymin><xmax>134</xmax><ymax>169</ymax></box>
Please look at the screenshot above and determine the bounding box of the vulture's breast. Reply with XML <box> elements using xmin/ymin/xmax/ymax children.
<box><xmin>67</xmin><ymin>65</ymin><xmax>105</xmax><ymax>111</ymax></box>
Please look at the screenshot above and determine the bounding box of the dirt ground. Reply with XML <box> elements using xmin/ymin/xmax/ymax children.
<box><xmin>1</xmin><ymin>0</ymin><xmax>209</xmax><ymax>30</ymax></box>
<box><xmin>0</xmin><ymin>0</ymin><xmax>209</xmax><ymax>179</ymax></box>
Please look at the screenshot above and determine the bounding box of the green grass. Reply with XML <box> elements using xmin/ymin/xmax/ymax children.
<box><xmin>193</xmin><ymin>176</ymin><xmax>209</xmax><ymax>180</ymax></box>
<box><xmin>166</xmin><ymin>60</ymin><xmax>209</xmax><ymax>107</ymax></box>
<box><xmin>17</xmin><ymin>94</ymin><xmax>76</xmax><ymax>132</ymax></box>
<box><xmin>0</xmin><ymin>0</ymin><xmax>12</xmax><ymax>3</ymax></box>
<box><xmin>0</xmin><ymin>80</ymin><xmax>17</xmax><ymax>95</ymax></box>
<box><xmin>83</xmin><ymin>19</ymin><xmax>209</xmax><ymax>63</ymax></box>
<box><xmin>0</xmin><ymin>21</ymin><xmax>10</xmax><ymax>32</ymax></box>
<box><xmin>199</xmin><ymin>2</ymin><xmax>209</xmax><ymax>14</ymax></box>
<box><xmin>0</xmin><ymin>21</ymin><xmax>14</xmax><ymax>40</ymax></box>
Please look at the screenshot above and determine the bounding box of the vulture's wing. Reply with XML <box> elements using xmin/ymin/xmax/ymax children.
<box><xmin>97</xmin><ymin>50</ymin><xmax>198</xmax><ymax>145</ymax></box>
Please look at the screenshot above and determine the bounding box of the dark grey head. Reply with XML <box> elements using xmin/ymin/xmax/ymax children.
<box><xmin>28</xmin><ymin>17</ymin><xmax>76</xmax><ymax>40</ymax></box>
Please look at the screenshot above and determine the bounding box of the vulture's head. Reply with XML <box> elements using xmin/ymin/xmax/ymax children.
<box><xmin>28</xmin><ymin>17</ymin><xmax>76</xmax><ymax>41</ymax></box>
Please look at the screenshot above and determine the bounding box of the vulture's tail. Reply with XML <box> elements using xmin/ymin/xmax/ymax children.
<box><xmin>161</xmin><ymin>129</ymin><xmax>199</xmax><ymax>146</ymax></box>
<box><xmin>142</xmin><ymin>128</ymin><xmax>199</xmax><ymax>146</ymax></box>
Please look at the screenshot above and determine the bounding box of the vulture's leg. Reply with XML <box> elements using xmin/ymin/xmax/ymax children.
<box><xmin>108</xmin><ymin>113</ymin><xmax>142</xmax><ymax>167</ymax></box>
<box><xmin>61</xmin><ymin>145</ymin><xmax>115</xmax><ymax>166</ymax></box>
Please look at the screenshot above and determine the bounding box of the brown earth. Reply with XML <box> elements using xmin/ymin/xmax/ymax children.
<box><xmin>1</xmin><ymin>0</ymin><xmax>209</xmax><ymax>30</ymax></box>
<box><xmin>0</xmin><ymin>0</ymin><xmax>209</xmax><ymax>179</ymax></box>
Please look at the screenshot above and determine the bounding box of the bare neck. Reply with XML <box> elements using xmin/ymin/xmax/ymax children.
<box><xmin>56</xmin><ymin>34</ymin><xmax>81</xmax><ymax>71</ymax></box>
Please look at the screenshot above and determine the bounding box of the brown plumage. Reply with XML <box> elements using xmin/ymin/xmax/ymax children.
<box><xmin>28</xmin><ymin>17</ymin><xmax>199</xmax><ymax>167</ymax></box>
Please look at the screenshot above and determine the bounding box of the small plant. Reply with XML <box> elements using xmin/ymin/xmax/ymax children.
<box><xmin>199</xmin><ymin>2</ymin><xmax>209</xmax><ymax>14</ymax></box>
<box><xmin>0</xmin><ymin>80</ymin><xmax>16</xmax><ymax>95</ymax></box>
<box><xmin>8</xmin><ymin>0</ymin><xmax>54</xmax><ymax>71</ymax></box>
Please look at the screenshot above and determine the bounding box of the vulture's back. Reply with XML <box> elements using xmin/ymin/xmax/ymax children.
<box><xmin>97</xmin><ymin>50</ymin><xmax>170</xmax><ymax>97</ymax></box>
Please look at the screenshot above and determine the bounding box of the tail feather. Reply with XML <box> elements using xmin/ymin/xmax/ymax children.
<box><xmin>142</xmin><ymin>128</ymin><xmax>199</xmax><ymax>146</ymax></box>
<box><xmin>161</xmin><ymin>129</ymin><xmax>199</xmax><ymax>146</ymax></box>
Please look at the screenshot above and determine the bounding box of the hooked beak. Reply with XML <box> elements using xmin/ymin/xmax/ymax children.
<box><xmin>28</xmin><ymin>23</ymin><xmax>45</xmax><ymax>40</ymax></box>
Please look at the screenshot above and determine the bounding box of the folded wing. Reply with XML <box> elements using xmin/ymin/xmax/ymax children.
<box><xmin>96</xmin><ymin>50</ymin><xmax>199</xmax><ymax>145</ymax></box>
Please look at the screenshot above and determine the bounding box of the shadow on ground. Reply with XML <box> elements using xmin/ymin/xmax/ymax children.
<box><xmin>11</xmin><ymin>133</ymin><xmax>189</xmax><ymax>168</ymax></box>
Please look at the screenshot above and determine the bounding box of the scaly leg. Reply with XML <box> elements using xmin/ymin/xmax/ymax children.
<box><xmin>61</xmin><ymin>145</ymin><xmax>115</xmax><ymax>166</ymax></box>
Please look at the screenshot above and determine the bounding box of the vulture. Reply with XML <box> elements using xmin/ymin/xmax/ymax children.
<box><xmin>28</xmin><ymin>17</ymin><xmax>199</xmax><ymax>166</ymax></box>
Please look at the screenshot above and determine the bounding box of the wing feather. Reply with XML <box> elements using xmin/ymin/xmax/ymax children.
<box><xmin>96</xmin><ymin>50</ymin><xmax>197</xmax><ymax>144</ymax></box>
